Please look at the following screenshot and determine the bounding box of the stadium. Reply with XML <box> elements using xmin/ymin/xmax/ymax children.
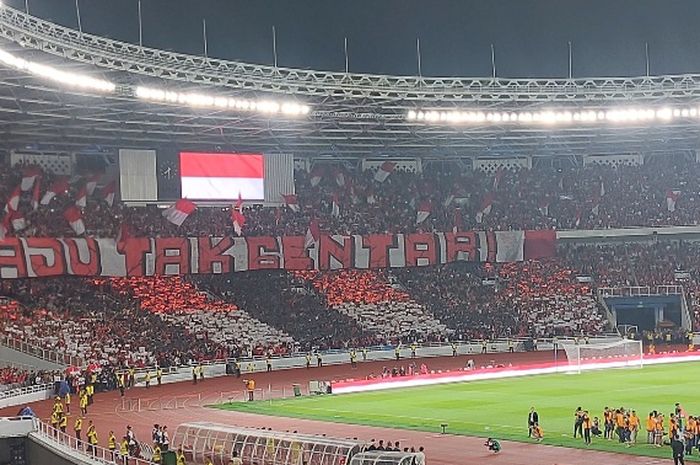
<box><xmin>1</xmin><ymin>1</ymin><xmax>700</xmax><ymax>465</ymax></box>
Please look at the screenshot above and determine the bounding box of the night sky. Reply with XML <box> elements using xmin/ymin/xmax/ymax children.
<box><xmin>6</xmin><ymin>0</ymin><xmax>700</xmax><ymax>78</ymax></box>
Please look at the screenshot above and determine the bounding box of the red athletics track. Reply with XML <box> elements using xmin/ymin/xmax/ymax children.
<box><xmin>1</xmin><ymin>350</ymin><xmax>674</xmax><ymax>465</ymax></box>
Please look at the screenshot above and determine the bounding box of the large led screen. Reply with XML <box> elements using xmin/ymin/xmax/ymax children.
<box><xmin>179</xmin><ymin>152</ymin><xmax>265</xmax><ymax>200</ymax></box>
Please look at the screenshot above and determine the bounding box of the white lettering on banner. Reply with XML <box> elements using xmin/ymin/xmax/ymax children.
<box><xmin>0</xmin><ymin>230</ymin><xmax>555</xmax><ymax>278</ymax></box>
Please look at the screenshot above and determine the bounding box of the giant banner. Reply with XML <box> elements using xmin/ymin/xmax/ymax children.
<box><xmin>0</xmin><ymin>230</ymin><xmax>555</xmax><ymax>279</ymax></box>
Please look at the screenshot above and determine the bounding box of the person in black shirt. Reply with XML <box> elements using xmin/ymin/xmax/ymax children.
<box><xmin>528</xmin><ymin>407</ymin><xmax>539</xmax><ymax>437</ymax></box>
<box><xmin>376</xmin><ymin>440</ymin><xmax>385</xmax><ymax>451</ymax></box>
<box><xmin>671</xmin><ymin>435</ymin><xmax>685</xmax><ymax>465</ymax></box>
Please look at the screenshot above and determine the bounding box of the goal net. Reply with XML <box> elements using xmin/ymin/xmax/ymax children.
<box><xmin>561</xmin><ymin>339</ymin><xmax>643</xmax><ymax>374</ymax></box>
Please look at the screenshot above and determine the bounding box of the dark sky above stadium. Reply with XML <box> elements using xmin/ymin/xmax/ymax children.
<box><xmin>7</xmin><ymin>0</ymin><xmax>700</xmax><ymax>78</ymax></box>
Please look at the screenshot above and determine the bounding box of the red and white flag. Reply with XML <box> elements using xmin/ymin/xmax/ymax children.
<box><xmin>366</xmin><ymin>187</ymin><xmax>376</xmax><ymax>205</ymax></box>
<box><xmin>305</xmin><ymin>218</ymin><xmax>320</xmax><ymax>249</ymax></box>
<box><xmin>443</xmin><ymin>192</ymin><xmax>455</xmax><ymax>208</ymax></box>
<box><xmin>21</xmin><ymin>167</ymin><xmax>42</xmax><ymax>191</ymax></box>
<box><xmin>591</xmin><ymin>202</ymin><xmax>600</xmax><ymax>216</ymax></box>
<box><xmin>85</xmin><ymin>174</ymin><xmax>101</xmax><ymax>196</ymax></box>
<box><xmin>416</xmin><ymin>200</ymin><xmax>432</xmax><ymax>224</ymax></box>
<box><xmin>493</xmin><ymin>230</ymin><xmax>556</xmax><ymax>263</ymax></box>
<box><xmin>31</xmin><ymin>178</ymin><xmax>41</xmax><ymax>211</ymax></box>
<box><xmin>281</xmin><ymin>194</ymin><xmax>300</xmax><ymax>212</ymax></box>
<box><xmin>162</xmin><ymin>199</ymin><xmax>197</xmax><ymax>226</ymax></box>
<box><xmin>10</xmin><ymin>211</ymin><xmax>26</xmax><ymax>232</ymax></box>
<box><xmin>101</xmin><ymin>180</ymin><xmax>116</xmax><ymax>207</ymax></box>
<box><xmin>374</xmin><ymin>161</ymin><xmax>396</xmax><ymax>183</ymax></box>
<box><xmin>599</xmin><ymin>181</ymin><xmax>605</xmax><ymax>197</ymax></box>
<box><xmin>231</xmin><ymin>194</ymin><xmax>245</xmax><ymax>236</ymax></box>
<box><xmin>41</xmin><ymin>177</ymin><xmax>70</xmax><ymax>205</ymax></box>
<box><xmin>331</xmin><ymin>194</ymin><xmax>340</xmax><ymax>217</ymax></box>
<box><xmin>475</xmin><ymin>192</ymin><xmax>494</xmax><ymax>223</ymax></box>
<box><xmin>334</xmin><ymin>169</ymin><xmax>345</xmax><ymax>187</ymax></box>
<box><xmin>309</xmin><ymin>167</ymin><xmax>323</xmax><ymax>187</ymax></box>
<box><xmin>575</xmin><ymin>208</ymin><xmax>582</xmax><ymax>228</ymax></box>
<box><xmin>180</xmin><ymin>152</ymin><xmax>264</xmax><ymax>200</ymax></box>
<box><xmin>538</xmin><ymin>198</ymin><xmax>550</xmax><ymax>216</ymax></box>
<box><xmin>64</xmin><ymin>206</ymin><xmax>85</xmax><ymax>235</ymax></box>
<box><xmin>666</xmin><ymin>190</ymin><xmax>681</xmax><ymax>212</ymax></box>
<box><xmin>75</xmin><ymin>185</ymin><xmax>88</xmax><ymax>208</ymax></box>
<box><xmin>5</xmin><ymin>185</ymin><xmax>20</xmax><ymax>212</ymax></box>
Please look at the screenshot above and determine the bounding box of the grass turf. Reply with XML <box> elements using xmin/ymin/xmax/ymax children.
<box><xmin>214</xmin><ymin>362</ymin><xmax>700</xmax><ymax>460</ymax></box>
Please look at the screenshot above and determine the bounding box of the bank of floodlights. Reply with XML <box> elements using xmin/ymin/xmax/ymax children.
<box><xmin>407</xmin><ymin>107</ymin><xmax>700</xmax><ymax>126</ymax></box>
<box><xmin>135</xmin><ymin>86</ymin><xmax>311</xmax><ymax>117</ymax></box>
<box><xmin>0</xmin><ymin>48</ymin><xmax>115</xmax><ymax>93</ymax></box>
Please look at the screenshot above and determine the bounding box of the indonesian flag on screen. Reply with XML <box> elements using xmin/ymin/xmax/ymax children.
<box><xmin>5</xmin><ymin>185</ymin><xmax>20</xmax><ymax>212</ymax></box>
<box><xmin>180</xmin><ymin>152</ymin><xmax>264</xmax><ymax>200</ymax></box>
<box><xmin>101</xmin><ymin>180</ymin><xmax>116</xmax><ymax>207</ymax></box>
<box><xmin>162</xmin><ymin>199</ymin><xmax>197</xmax><ymax>227</ymax></box>
<box><xmin>74</xmin><ymin>185</ymin><xmax>88</xmax><ymax>208</ymax></box>
<box><xmin>305</xmin><ymin>218</ymin><xmax>320</xmax><ymax>249</ymax></box>
<box><xmin>494</xmin><ymin>230</ymin><xmax>556</xmax><ymax>263</ymax></box>
<box><xmin>21</xmin><ymin>167</ymin><xmax>42</xmax><ymax>191</ymax></box>
<box><xmin>41</xmin><ymin>177</ymin><xmax>70</xmax><ymax>205</ymax></box>
<box><xmin>666</xmin><ymin>190</ymin><xmax>681</xmax><ymax>212</ymax></box>
<box><xmin>231</xmin><ymin>195</ymin><xmax>245</xmax><ymax>236</ymax></box>
<box><xmin>64</xmin><ymin>206</ymin><xmax>85</xmax><ymax>235</ymax></box>
<box><xmin>281</xmin><ymin>194</ymin><xmax>300</xmax><ymax>212</ymax></box>
<box><xmin>416</xmin><ymin>200</ymin><xmax>431</xmax><ymax>224</ymax></box>
<box><xmin>85</xmin><ymin>174</ymin><xmax>101</xmax><ymax>196</ymax></box>
<box><xmin>374</xmin><ymin>161</ymin><xmax>396</xmax><ymax>183</ymax></box>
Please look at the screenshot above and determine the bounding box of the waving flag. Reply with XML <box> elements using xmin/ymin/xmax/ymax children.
<box><xmin>331</xmin><ymin>194</ymin><xmax>340</xmax><ymax>217</ymax></box>
<box><xmin>41</xmin><ymin>177</ymin><xmax>70</xmax><ymax>205</ymax></box>
<box><xmin>666</xmin><ymin>190</ymin><xmax>681</xmax><ymax>213</ymax></box>
<box><xmin>5</xmin><ymin>185</ymin><xmax>20</xmax><ymax>212</ymax></box>
<box><xmin>162</xmin><ymin>199</ymin><xmax>197</xmax><ymax>226</ymax></box>
<box><xmin>475</xmin><ymin>192</ymin><xmax>494</xmax><ymax>224</ymax></box>
<box><xmin>305</xmin><ymin>218</ymin><xmax>320</xmax><ymax>249</ymax></box>
<box><xmin>21</xmin><ymin>167</ymin><xmax>42</xmax><ymax>191</ymax></box>
<box><xmin>416</xmin><ymin>200</ymin><xmax>431</xmax><ymax>224</ymax></box>
<box><xmin>281</xmin><ymin>194</ymin><xmax>300</xmax><ymax>212</ymax></box>
<box><xmin>309</xmin><ymin>166</ymin><xmax>323</xmax><ymax>187</ymax></box>
<box><xmin>231</xmin><ymin>194</ymin><xmax>245</xmax><ymax>236</ymax></box>
<box><xmin>85</xmin><ymin>174</ymin><xmax>101</xmax><ymax>196</ymax></box>
<box><xmin>64</xmin><ymin>206</ymin><xmax>85</xmax><ymax>235</ymax></box>
<box><xmin>74</xmin><ymin>185</ymin><xmax>88</xmax><ymax>208</ymax></box>
<box><xmin>374</xmin><ymin>161</ymin><xmax>396</xmax><ymax>183</ymax></box>
<box><xmin>31</xmin><ymin>178</ymin><xmax>41</xmax><ymax>211</ymax></box>
<box><xmin>101</xmin><ymin>180</ymin><xmax>116</xmax><ymax>207</ymax></box>
<box><xmin>10</xmin><ymin>211</ymin><xmax>26</xmax><ymax>232</ymax></box>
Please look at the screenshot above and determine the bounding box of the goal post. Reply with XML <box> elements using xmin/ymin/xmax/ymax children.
<box><xmin>561</xmin><ymin>339</ymin><xmax>643</xmax><ymax>374</ymax></box>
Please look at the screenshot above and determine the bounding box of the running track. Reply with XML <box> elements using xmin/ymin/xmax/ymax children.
<box><xmin>1</xmin><ymin>350</ymin><xmax>674</xmax><ymax>465</ymax></box>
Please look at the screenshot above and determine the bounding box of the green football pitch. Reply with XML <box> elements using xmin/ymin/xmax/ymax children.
<box><xmin>215</xmin><ymin>362</ymin><xmax>700</xmax><ymax>460</ymax></box>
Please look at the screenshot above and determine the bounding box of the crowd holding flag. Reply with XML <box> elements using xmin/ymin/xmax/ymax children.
<box><xmin>41</xmin><ymin>177</ymin><xmax>70</xmax><ymax>205</ymax></box>
<box><xmin>64</xmin><ymin>206</ymin><xmax>86</xmax><ymax>235</ymax></box>
<box><xmin>305</xmin><ymin>218</ymin><xmax>320</xmax><ymax>249</ymax></box>
<box><xmin>416</xmin><ymin>200</ymin><xmax>432</xmax><ymax>224</ymax></box>
<box><xmin>281</xmin><ymin>194</ymin><xmax>300</xmax><ymax>212</ymax></box>
<box><xmin>666</xmin><ymin>190</ymin><xmax>681</xmax><ymax>213</ymax></box>
<box><xmin>231</xmin><ymin>194</ymin><xmax>246</xmax><ymax>236</ymax></box>
<box><xmin>374</xmin><ymin>161</ymin><xmax>396</xmax><ymax>183</ymax></box>
<box><xmin>20</xmin><ymin>167</ymin><xmax>42</xmax><ymax>191</ymax></box>
<box><xmin>101</xmin><ymin>181</ymin><xmax>116</xmax><ymax>207</ymax></box>
<box><xmin>162</xmin><ymin>199</ymin><xmax>197</xmax><ymax>227</ymax></box>
<box><xmin>475</xmin><ymin>192</ymin><xmax>494</xmax><ymax>223</ymax></box>
<box><xmin>309</xmin><ymin>166</ymin><xmax>323</xmax><ymax>187</ymax></box>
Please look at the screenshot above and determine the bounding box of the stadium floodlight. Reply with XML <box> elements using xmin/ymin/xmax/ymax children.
<box><xmin>407</xmin><ymin>106</ymin><xmax>700</xmax><ymax>126</ymax></box>
<box><xmin>134</xmin><ymin>85</ymin><xmax>311</xmax><ymax>117</ymax></box>
<box><xmin>0</xmin><ymin>48</ymin><xmax>115</xmax><ymax>93</ymax></box>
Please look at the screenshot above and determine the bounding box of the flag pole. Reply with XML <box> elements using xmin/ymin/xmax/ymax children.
<box><xmin>202</xmin><ymin>19</ymin><xmax>208</xmax><ymax>58</ymax></box>
<box><xmin>75</xmin><ymin>0</ymin><xmax>83</xmax><ymax>35</ymax></box>
<box><xmin>137</xmin><ymin>0</ymin><xmax>143</xmax><ymax>48</ymax></box>
<box><xmin>272</xmin><ymin>26</ymin><xmax>278</xmax><ymax>68</ymax></box>
<box><xmin>490</xmin><ymin>44</ymin><xmax>497</xmax><ymax>79</ymax></box>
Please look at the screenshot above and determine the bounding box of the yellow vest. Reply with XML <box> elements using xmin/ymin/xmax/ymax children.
<box><xmin>152</xmin><ymin>446</ymin><xmax>162</xmax><ymax>461</ymax></box>
<box><xmin>108</xmin><ymin>434</ymin><xmax>116</xmax><ymax>449</ymax></box>
<box><xmin>59</xmin><ymin>416</ymin><xmax>68</xmax><ymax>428</ymax></box>
<box><xmin>176</xmin><ymin>452</ymin><xmax>186</xmax><ymax>465</ymax></box>
<box><xmin>65</xmin><ymin>393</ymin><xmax>71</xmax><ymax>404</ymax></box>
<box><xmin>120</xmin><ymin>440</ymin><xmax>129</xmax><ymax>455</ymax></box>
<box><xmin>74</xmin><ymin>418</ymin><xmax>82</xmax><ymax>431</ymax></box>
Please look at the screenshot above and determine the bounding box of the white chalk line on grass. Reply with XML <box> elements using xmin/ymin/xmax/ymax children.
<box><xmin>282</xmin><ymin>404</ymin><xmax>522</xmax><ymax>431</ymax></box>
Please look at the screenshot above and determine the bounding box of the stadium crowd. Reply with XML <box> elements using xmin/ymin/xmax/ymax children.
<box><xmin>4</xmin><ymin>156</ymin><xmax>700</xmax><ymax>239</ymax></box>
